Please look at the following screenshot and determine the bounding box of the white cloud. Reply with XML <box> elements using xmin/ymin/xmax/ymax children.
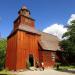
<box><xmin>67</xmin><ymin>14</ymin><xmax>75</xmax><ymax>25</ymax></box>
<box><xmin>43</xmin><ymin>23</ymin><xmax>67</xmax><ymax>40</ymax></box>
<box><xmin>43</xmin><ymin>14</ymin><xmax>75</xmax><ymax>39</ymax></box>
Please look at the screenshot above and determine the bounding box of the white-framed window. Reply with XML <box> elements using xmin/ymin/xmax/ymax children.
<box><xmin>51</xmin><ymin>52</ymin><xmax>55</xmax><ymax>61</ymax></box>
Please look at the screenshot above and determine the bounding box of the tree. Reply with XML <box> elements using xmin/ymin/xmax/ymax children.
<box><xmin>0</xmin><ymin>39</ymin><xmax>7</xmax><ymax>70</ymax></box>
<box><xmin>60</xmin><ymin>20</ymin><xmax>75</xmax><ymax>65</ymax></box>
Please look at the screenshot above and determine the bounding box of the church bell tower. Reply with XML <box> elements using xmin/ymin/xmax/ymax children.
<box><xmin>14</xmin><ymin>6</ymin><xmax>35</xmax><ymax>30</ymax></box>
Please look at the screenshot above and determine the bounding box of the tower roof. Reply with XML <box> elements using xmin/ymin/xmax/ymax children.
<box><xmin>18</xmin><ymin>5</ymin><xmax>31</xmax><ymax>16</ymax></box>
<box><xmin>22</xmin><ymin>5</ymin><xmax>27</xmax><ymax>10</ymax></box>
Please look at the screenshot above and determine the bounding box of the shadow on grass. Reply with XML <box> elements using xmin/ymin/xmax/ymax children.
<box><xmin>55</xmin><ymin>68</ymin><xmax>75</xmax><ymax>74</ymax></box>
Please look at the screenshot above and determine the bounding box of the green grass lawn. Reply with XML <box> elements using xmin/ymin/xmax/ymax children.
<box><xmin>0</xmin><ymin>69</ymin><xmax>14</xmax><ymax>75</ymax></box>
<box><xmin>60</xmin><ymin>66</ymin><xmax>75</xmax><ymax>69</ymax></box>
<box><xmin>55</xmin><ymin>65</ymin><xmax>75</xmax><ymax>71</ymax></box>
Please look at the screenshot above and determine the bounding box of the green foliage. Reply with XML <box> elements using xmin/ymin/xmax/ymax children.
<box><xmin>60</xmin><ymin>20</ymin><xmax>75</xmax><ymax>65</ymax></box>
<box><xmin>0</xmin><ymin>39</ymin><xmax>7</xmax><ymax>70</ymax></box>
<box><xmin>0</xmin><ymin>69</ymin><xmax>13</xmax><ymax>75</ymax></box>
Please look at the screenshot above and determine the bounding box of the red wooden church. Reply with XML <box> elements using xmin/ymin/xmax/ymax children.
<box><xmin>5</xmin><ymin>6</ymin><xmax>60</xmax><ymax>70</ymax></box>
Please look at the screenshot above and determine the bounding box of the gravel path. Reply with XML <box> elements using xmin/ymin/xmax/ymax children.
<box><xmin>12</xmin><ymin>69</ymin><xmax>75</xmax><ymax>75</ymax></box>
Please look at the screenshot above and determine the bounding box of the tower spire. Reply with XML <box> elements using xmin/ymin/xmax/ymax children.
<box><xmin>22</xmin><ymin>5</ymin><xmax>27</xmax><ymax>9</ymax></box>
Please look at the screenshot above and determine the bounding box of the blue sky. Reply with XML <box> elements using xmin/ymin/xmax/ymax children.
<box><xmin>0</xmin><ymin>0</ymin><xmax>75</xmax><ymax>38</ymax></box>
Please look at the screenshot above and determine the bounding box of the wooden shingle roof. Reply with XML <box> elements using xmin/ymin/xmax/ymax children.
<box><xmin>39</xmin><ymin>32</ymin><xmax>60</xmax><ymax>51</ymax></box>
<box><xmin>18</xmin><ymin>24</ymin><xmax>40</xmax><ymax>35</ymax></box>
<box><xmin>8</xmin><ymin>24</ymin><xmax>40</xmax><ymax>38</ymax></box>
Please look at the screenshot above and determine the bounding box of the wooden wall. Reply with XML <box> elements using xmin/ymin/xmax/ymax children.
<box><xmin>39</xmin><ymin>50</ymin><xmax>56</xmax><ymax>68</ymax></box>
<box><xmin>14</xmin><ymin>16</ymin><xmax>35</xmax><ymax>30</ymax></box>
<box><xmin>5</xmin><ymin>32</ymin><xmax>17</xmax><ymax>70</ymax></box>
<box><xmin>16</xmin><ymin>30</ymin><xmax>40</xmax><ymax>70</ymax></box>
<box><xmin>20</xmin><ymin>16</ymin><xmax>34</xmax><ymax>27</ymax></box>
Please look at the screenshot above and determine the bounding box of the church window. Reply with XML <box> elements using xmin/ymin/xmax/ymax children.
<box><xmin>51</xmin><ymin>52</ymin><xmax>55</xmax><ymax>61</ymax></box>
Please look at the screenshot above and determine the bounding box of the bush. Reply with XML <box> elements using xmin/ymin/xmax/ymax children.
<box><xmin>0</xmin><ymin>39</ymin><xmax>7</xmax><ymax>70</ymax></box>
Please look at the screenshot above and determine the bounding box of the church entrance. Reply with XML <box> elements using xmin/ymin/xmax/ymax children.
<box><xmin>29</xmin><ymin>54</ymin><xmax>34</xmax><ymax>66</ymax></box>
